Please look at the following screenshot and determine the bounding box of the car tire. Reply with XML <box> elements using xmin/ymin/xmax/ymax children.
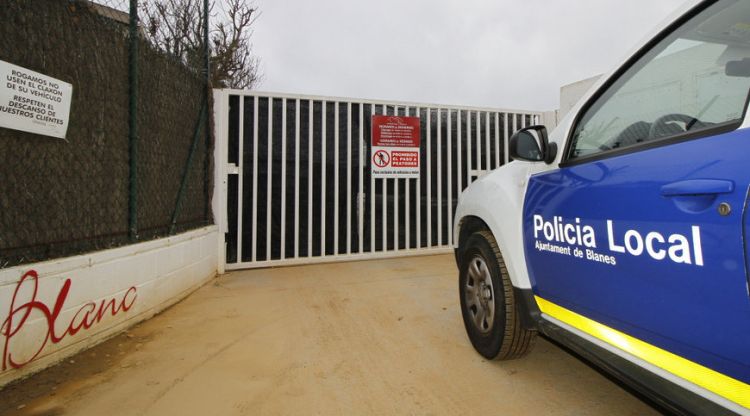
<box><xmin>459</xmin><ymin>230</ymin><xmax>536</xmax><ymax>360</ymax></box>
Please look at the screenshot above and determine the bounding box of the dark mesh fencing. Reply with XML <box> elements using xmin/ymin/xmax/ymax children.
<box><xmin>136</xmin><ymin>40</ymin><xmax>209</xmax><ymax>239</ymax></box>
<box><xmin>0</xmin><ymin>0</ymin><xmax>212</xmax><ymax>268</ymax></box>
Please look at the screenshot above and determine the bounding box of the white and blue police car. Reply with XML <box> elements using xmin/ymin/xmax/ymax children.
<box><xmin>453</xmin><ymin>0</ymin><xmax>750</xmax><ymax>414</ymax></box>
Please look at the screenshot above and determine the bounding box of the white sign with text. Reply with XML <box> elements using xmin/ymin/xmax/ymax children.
<box><xmin>0</xmin><ymin>60</ymin><xmax>72</xmax><ymax>139</ymax></box>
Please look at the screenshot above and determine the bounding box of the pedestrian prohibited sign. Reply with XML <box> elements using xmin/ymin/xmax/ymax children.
<box><xmin>371</xmin><ymin>115</ymin><xmax>420</xmax><ymax>178</ymax></box>
<box><xmin>373</xmin><ymin>150</ymin><xmax>390</xmax><ymax>168</ymax></box>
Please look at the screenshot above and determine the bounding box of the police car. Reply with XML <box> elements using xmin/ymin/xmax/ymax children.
<box><xmin>452</xmin><ymin>0</ymin><xmax>750</xmax><ymax>414</ymax></box>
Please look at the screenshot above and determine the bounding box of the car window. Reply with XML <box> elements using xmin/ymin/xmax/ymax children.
<box><xmin>568</xmin><ymin>0</ymin><xmax>750</xmax><ymax>161</ymax></box>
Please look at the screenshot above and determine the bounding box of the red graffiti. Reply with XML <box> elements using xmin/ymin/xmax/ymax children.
<box><xmin>1</xmin><ymin>270</ymin><xmax>137</xmax><ymax>371</ymax></box>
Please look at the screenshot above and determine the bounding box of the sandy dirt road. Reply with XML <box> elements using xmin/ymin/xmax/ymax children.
<box><xmin>0</xmin><ymin>254</ymin><xmax>660</xmax><ymax>415</ymax></box>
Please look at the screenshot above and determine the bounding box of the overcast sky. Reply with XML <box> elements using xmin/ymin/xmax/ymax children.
<box><xmin>251</xmin><ymin>0</ymin><xmax>687</xmax><ymax>111</ymax></box>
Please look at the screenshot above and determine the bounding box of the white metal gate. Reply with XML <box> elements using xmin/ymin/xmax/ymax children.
<box><xmin>213</xmin><ymin>90</ymin><xmax>544</xmax><ymax>270</ymax></box>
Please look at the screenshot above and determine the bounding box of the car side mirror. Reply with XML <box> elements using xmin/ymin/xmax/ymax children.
<box><xmin>509</xmin><ymin>125</ymin><xmax>557</xmax><ymax>164</ymax></box>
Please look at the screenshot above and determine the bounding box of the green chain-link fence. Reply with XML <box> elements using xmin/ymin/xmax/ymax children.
<box><xmin>0</xmin><ymin>0</ymin><xmax>213</xmax><ymax>268</ymax></box>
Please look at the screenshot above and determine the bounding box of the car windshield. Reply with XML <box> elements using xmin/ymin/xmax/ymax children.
<box><xmin>569</xmin><ymin>0</ymin><xmax>750</xmax><ymax>159</ymax></box>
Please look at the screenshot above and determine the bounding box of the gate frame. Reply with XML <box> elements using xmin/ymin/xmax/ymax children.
<box><xmin>213</xmin><ymin>89</ymin><xmax>550</xmax><ymax>272</ymax></box>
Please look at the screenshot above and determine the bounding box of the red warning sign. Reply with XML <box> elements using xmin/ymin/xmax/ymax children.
<box><xmin>391</xmin><ymin>151</ymin><xmax>419</xmax><ymax>168</ymax></box>
<box><xmin>372</xmin><ymin>115</ymin><xmax>421</xmax><ymax>148</ymax></box>
<box><xmin>371</xmin><ymin>115</ymin><xmax>420</xmax><ymax>178</ymax></box>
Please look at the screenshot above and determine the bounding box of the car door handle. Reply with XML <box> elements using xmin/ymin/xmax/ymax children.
<box><xmin>660</xmin><ymin>179</ymin><xmax>734</xmax><ymax>197</ymax></box>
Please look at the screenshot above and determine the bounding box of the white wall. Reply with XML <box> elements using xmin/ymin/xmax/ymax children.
<box><xmin>0</xmin><ymin>226</ymin><xmax>220</xmax><ymax>387</ymax></box>
<box><xmin>559</xmin><ymin>75</ymin><xmax>601</xmax><ymax>120</ymax></box>
<box><xmin>540</xmin><ymin>110</ymin><xmax>560</xmax><ymax>131</ymax></box>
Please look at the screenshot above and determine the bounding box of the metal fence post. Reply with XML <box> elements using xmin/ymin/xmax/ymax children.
<box><xmin>128</xmin><ymin>0</ymin><xmax>139</xmax><ymax>241</ymax></box>
<box><xmin>204</xmin><ymin>0</ymin><xmax>209</xmax><ymax>85</ymax></box>
<box><xmin>203</xmin><ymin>0</ymin><xmax>211</xmax><ymax>223</ymax></box>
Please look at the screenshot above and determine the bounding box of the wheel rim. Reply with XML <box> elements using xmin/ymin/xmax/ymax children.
<box><xmin>464</xmin><ymin>255</ymin><xmax>495</xmax><ymax>334</ymax></box>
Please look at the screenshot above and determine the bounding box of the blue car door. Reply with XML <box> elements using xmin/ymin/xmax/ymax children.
<box><xmin>523</xmin><ymin>0</ymin><xmax>750</xmax><ymax>410</ymax></box>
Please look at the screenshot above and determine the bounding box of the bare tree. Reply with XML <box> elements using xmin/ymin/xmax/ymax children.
<box><xmin>140</xmin><ymin>0</ymin><xmax>261</xmax><ymax>89</ymax></box>
<box><xmin>210</xmin><ymin>0</ymin><xmax>260</xmax><ymax>89</ymax></box>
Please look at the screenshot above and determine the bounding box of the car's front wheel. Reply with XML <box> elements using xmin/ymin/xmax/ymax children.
<box><xmin>459</xmin><ymin>230</ymin><xmax>536</xmax><ymax>360</ymax></box>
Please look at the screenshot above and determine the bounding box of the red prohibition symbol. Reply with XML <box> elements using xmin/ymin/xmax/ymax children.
<box><xmin>373</xmin><ymin>150</ymin><xmax>390</xmax><ymax>168</ymax></box>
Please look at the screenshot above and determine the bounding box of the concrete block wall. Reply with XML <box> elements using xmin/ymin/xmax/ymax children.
<box><xmin>0</xmin><ymin>226</ymin><xmax>220</xmax><ymax>388</ymax></box>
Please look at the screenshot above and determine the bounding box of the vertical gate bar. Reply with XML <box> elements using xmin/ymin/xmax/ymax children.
<box><xmin>437</xmin><ymin>108</ymin><xmax>442</xmax><ymax>246</ymax></box>
<box><xmin>426</xmin><ymin>108</ymin><xmax>432</xmax><ymax>247</ymax></box>
<box><xmin>370</xmin><ymin>104</ymin><xmax>376</xmax><ymax>252</ymax></box>
<box><xmin>321</xmin><ymin>101</ymin><xmax>327</xmax><ymax>256</ymax></box>
<box><xmin>466</xmin><ymin>111</ymin><xmax>472</xmax><ymax>185</ymax></box>
<box><xmin>308</xmin><ymin>101</ymin><xmax>314</xmax><ymax>257</ymax></box>
<box><xmin>504</xmin><ymin>113</ymin><xmax>509</xmax><ymax>165</ymax></box>
<box><xmin>494</xmin><ymin>112</ymin><xmax>500</xmax><ymax>168</ymax></box>
<box><xmin>457</xmin><ymin>110</ymin><xmax>462</xmax><ymax>194</ymax></box>
<box><xmin>405</xmin><ymin>107</ymin><xmax>410</xmax><ymax>249</ymax></box>
<box><xmin>382</xmin><ymin>104</ymin><xmax>387</xmax><ymax>251</ymax></box>
<box><xmin>383</xmin><ymin>177</ymin><xmax>387</xmax><ymax>250</ymax></box>
<box><xmin>416</xmin><ymin>107</ymin><xmax>421</xmax><ymax>249</ymax></box>
<box><xmin>394</xmin><ymin>174</ymin><xmax>399</xmax><ymax>250</ymax></box>
<box><xmin>294</xmin><ymin>98</ymin><xmax>301</xmax><ymax>258</ymax></box>
<box><xmin>513</xmin><ymin>112</ymin><xmax>518</xmax><ymax>136</ymax></box>
<box><xmin>394</xmin><ymin>106</ymin><xmax>399</xmax><ymax>252</ymax></box>
<box><xmin>252</xmin><ymin>96</ymin><xmax>259</xmax><ymax>262</ymax></box>
<box><xmin>521</xmin><ymin>112</ymin><xmax>527</xmax><ymax>129</ymax></box>
<box><xmin>281</xmin><ymin>99</ymin><xmax>287</xmax><ymax>259</ymax></box>
<box><xmin>347</xmin><ymin>102</ymin><xmax>352</xmax><ymax>254</ymax></box>
<box><xmin>266</xmin><ymin>97</ymin><xmax>273</xmax><ymax>261</ymax></box>
<box><xmin>358</xmin><ymin>102</ymin><xmax>364</xmax><ymax>254</ymax></box>
<box><xmin>236</xmin><ymin>97</ymin><xmax>245</xmax><ymax>262</ymax></box>
<box><xmin>484</xmin><ymin>111</ymin><xmax>492</xmax><ymax>171</ymax></box>
<box><xmin>447</xmin><ymin>109</ymin><xmax>453</xmax><ymax>248</ymax></box>
<box><xmin>475</xmin><ymin>111</ymin><xmax>481</xmax><ymax>175</ymax></box>
<box><xmin>334</xmin><ymin>102</ymin><xmax>340</xmax><ymax>255</ymax></box>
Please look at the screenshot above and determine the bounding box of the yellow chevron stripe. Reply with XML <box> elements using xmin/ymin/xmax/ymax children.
<box><xmin>535</xmin><ymin>296</ymin><xmax>750</xmax><ymax>410</ymax></box>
